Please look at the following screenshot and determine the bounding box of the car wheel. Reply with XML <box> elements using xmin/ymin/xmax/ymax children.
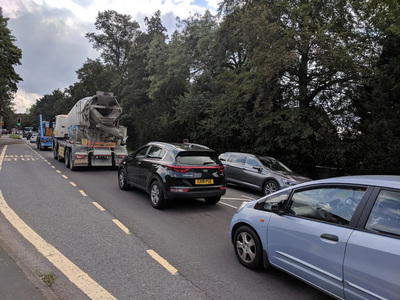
<box><xmin>205</xmin><ymin>196</ymin><xmax>221</xmax><ymax>205</ymax></box>
<box><xmin>150</xmin><ymin>181</ymin><xmax>167</xmax><ymax>209</ymax></box>
<box><xmin>263</xmin><ymin>180</ymin><xmax>278</xmax><ymax>195</ymax></box>
<box><xmin>234</xmin><ymin>226</ymin><xmax>263</xmax><ymax>269</ymax></box>
<box><xmin>65</xmin><ymin>148</ymin><xmax>70</xmax><ymax>168</ymax></box>
<box><xmin>118</xmin><ymin>169</ymin><xmax>130</xmax><ymax>190</ymax></box>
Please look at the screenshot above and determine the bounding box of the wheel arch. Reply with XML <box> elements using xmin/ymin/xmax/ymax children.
<box><xmin>231</xmin><ymin>222</ymin><xmax>271</xmax><ymax>269</ymax></box>
<box><xmin>148</xmin><ymin>174</ymin><xmax>166</xmax><ymax>195</ymax></box>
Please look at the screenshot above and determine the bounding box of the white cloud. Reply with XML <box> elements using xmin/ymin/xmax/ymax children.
<box><xmin>12</xmin><ymin>89</ymin><xmax>41</xmax><ymax>113</ymax></box>
<box><xmin>1</xmin><ymin>0</ymin><xmax>213</xmax><ymax>114</ymax></box>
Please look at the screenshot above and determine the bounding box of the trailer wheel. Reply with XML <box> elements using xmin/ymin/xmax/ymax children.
<box><xmin>65</xmin><ymin>148</ymin><xmax>70</xmax><ymax>168</ymax></box>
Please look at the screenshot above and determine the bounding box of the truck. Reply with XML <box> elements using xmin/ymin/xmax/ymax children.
<box><xmin>52</xmin><ymin>91</ymin><xmax>128</xmax><ymax>171</ymax></box>
<box><xmin>37</xmin><ymin>115</ymin><xmax>54</xmax><ymax>150</ymax></box>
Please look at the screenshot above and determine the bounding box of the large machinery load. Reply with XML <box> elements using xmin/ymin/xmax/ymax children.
<box><xmin>53</xmin><ymin>91</ymin><xmax>128</xmax><ymax>170</ymax></box>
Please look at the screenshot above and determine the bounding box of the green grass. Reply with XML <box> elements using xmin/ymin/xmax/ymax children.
<box><xmin>36</xmin><ymin>269</ymin><xmax>55</xmax><ymax>286</ymax></box>
<box><xmin>9</xmin><ymin>134</ymin><xmax>21</xmax><ymax>139</ymax></box>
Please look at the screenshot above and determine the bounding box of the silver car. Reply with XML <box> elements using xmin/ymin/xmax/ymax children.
<box><xmin>230</xmin><ymin>175</ymin><xmax>400</xmax><ymax>299</ymax></box>
<box><xmin>219</xmin><ymin>152</ymin><xmax>311</xmax><ymax>195</ymax></box>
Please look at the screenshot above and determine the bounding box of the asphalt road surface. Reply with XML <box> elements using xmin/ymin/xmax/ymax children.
<box><xmin>0</xmin><ymin>139</ymin><xmax>333</xmax><ymax>300</ymax></box>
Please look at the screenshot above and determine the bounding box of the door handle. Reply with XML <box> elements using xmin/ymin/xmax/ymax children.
<box><xmin>320</xmin><ymin>234</ymin><xmax>338</xmax><ymax>242</ymax></box>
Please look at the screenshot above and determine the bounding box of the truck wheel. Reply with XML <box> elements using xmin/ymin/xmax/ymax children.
<box><xmin>69</xmin><ymin>151</ymin><xmax>76</xmax><ymax>171</ymax></box>
<box><xmin>118</xmin><ymin>169</ymin><xmax>130</xmax><ymax>190</ymax></box>
<box><xmin>65</xmin><ymin>148</ymin><xmax>70</xmax><ymax>168</ymax></box>
<box><xmin>150</xmin><ymin>181</ymin><xmax>167</xmax><ymax>209</ymax></box>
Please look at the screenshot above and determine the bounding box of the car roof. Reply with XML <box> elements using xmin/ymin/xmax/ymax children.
<box><xmin>220</xmin><ymin>152</ymin><xmax>274</xmax><ymax>160</ymax></box>
<box><xmin>147</xmin><ymin>141</ymin><xmax>214</xmax><ymax>153</ymax></box>
<box><xmin>297</xmin><ymin>175</ymin><xmax>400</xmax><ymax>190</ymax></box>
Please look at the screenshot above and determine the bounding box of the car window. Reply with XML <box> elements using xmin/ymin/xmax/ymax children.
<box><xmin>219</xmin><ymin>154</ymin><xmax>230</xmax><ymax>161</ymax></box>
<box><xmin>263</xmin><ymin>191</ymin><xmax>290</xmax><ymax>211</ymax></box>
<box><xmin>365</xmin><ymin>190</ymin><xmax>400</xmax><ymax>236</ymax></box>
<box><xmin>176</xmin><ymin>152</ymin><xmax>220</xmax><ymax>166</ymax></box>
<box><xmin>230</xmin><ymin>155</ymin><xmax>246</xmax><ymax>165</ymax></box>
<box><xmin>135</xmin><ymin>146</ymin><xmax>150</xmax><ymax>158</ymax></box>
<box><xmin>245</xmin><ymin>157</ymin><xmax>261</xmax><ymax>168</ymax></box>
<box><xmin>147</xmin><ymin>146</ymin><xmax>166</xmax><ymax>159</ymax></box>
<box><xmin>259</xmin><ymin>157</ymin><xmax>292</xmax><ymax>172</ymax></box>
<box><xmin>287</xmin><ymin>186</ymin><xmax>367</xmax><ymax>226</ymax></box>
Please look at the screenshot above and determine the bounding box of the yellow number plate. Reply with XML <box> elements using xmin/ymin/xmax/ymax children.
<box><xmin>195</xmin><ymin>179</ymin><xmax>214</xmax><ymax>185</ymax></box>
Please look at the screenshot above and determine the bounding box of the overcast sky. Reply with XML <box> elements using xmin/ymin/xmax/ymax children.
<box><xmin>0</xmin><ymin>0</ymin><xmax>218</xmax><ymax>113</ymax></box>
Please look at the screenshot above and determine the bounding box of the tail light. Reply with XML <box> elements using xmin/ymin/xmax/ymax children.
<box><xmin>217</xmin><ymin>166</ymin><xmax>224</xmax><ymax>172</ymax></box>
<box><xmin>117</xmin><ymin>155</ymin><xmax>126</xmax><ymax>159</ymax></box>
<box><xmin>76</xmin><ymin>154</ymin><xmax>87</xmax><ymax>159</ymax></box>
<box><xmin>166</xmin><ymin>165</ymin><xmax>191</xmax><ymax>173</ymax></box>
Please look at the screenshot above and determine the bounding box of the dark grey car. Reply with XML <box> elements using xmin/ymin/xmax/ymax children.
<box><xmin>219</xmin><ymin>152</ymin><xmax>311</xmax><ymax>195</ymax></box>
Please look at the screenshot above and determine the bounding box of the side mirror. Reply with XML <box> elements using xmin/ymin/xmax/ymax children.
<box><xmin>253</xmin><ymin>165</ymin><xmax>262</xmax><ymax>171</ymax></box>
<box><xmin>271</xmin><ymin>202</ymin><xmax>284</xmax><ymax>215</ymax></box>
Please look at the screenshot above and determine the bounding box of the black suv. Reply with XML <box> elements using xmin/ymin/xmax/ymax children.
<box><xmin>118</xmin><ymin>142</ymin><xmax>226</xmax><ymax>208</ymax></box>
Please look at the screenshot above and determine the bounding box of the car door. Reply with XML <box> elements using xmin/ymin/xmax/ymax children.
<box><xmin>240</xmin><ymin>157</ymin><xmax>265</xmax><ymax>191</ymax></box>
<box><xmin>225</xmin><ymin>154</ymin><xmax>246</xmax><ymax>185</ymax></box>
<box><xmin>343</xmin><ymin>188</ymin><xmax>400</xmax><ymax>300</ymax></box>
<box><xmin>138</xmin><ymin>145</ymin><xmax>166</xmax><ymax>188</ymax></box>
<box><xmin>267</xmin><ymin>185</ymin><xmax>370</xmax><ymax>299</ymax></box>
<box><xmin>126</xmin><ymin>146</ymin><xmax>150</xmax><ymax>186</ymax></box>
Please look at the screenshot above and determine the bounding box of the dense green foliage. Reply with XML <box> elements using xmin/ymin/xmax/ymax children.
<box><xmin>0</xmin><ymin>7</ymin><xmax>22</xmax><ymax>128</ymax></box>
<box><xmin>19</xmin><ymin>2</ymin><xmax>400</xmax><ymax>177</ymax></box>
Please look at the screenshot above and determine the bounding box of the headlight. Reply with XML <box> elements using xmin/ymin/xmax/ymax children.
<box><xmin>236</xmin><ymin>201</ymin><xmax>248</xmax><ymax>213</ymax></box>
<box><xmin>282</xmin><ymin>180</ymin><xmax>298</xmax><ymax>186</ymax></box>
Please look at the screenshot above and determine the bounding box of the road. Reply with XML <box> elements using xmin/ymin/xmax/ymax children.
<box><xmin>0</xmin><ymin>139</ymin><xmax>332</xmax><ymax>300</ymax></box>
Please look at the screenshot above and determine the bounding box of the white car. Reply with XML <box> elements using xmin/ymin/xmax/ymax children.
<box><xmin>29</xmin><ymin>133</ymin><xmax>38</xmax><ymax>143</ymax></box>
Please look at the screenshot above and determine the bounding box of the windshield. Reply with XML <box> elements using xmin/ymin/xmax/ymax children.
<box><xmin>259</xmin><ymin>157</ymin><xmax>292</xmax><ymax>172</ymax></box>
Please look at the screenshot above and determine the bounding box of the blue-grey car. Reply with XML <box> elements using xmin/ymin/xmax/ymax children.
<box><xmin>219</xmin><ymin>152</ymin><xmax>311</xmax><ymax>195</ymax></box>
<box><xmin>230</xmin><ymin>175</ymin><xmax>400</xmax><ymax>300</ymax></box>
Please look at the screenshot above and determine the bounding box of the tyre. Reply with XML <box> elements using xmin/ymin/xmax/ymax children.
<box><xmin>69</xmin><ymin>150</ymin><xmax>76</xmax><ymax>171</ymax></box>
<box><xmin>65</xmin><ymin>148</ymin><xmax>70</xmax><ymax>168</ymax></box>
<box><xmin>150</xmin><ymin>181</ymin><xmax>167</xmax><ymax>209</ymax></box>
<box><xmin>234</xmin><ymin>226</ymin><xmax>263</xmax><ymax>269</ymax></box>
<box><xmin>53</xmin><ymin>146</ymin><xmax>58</xmax><ymax>160</ymax></box>
<box><xmin>118</xmin><ymin>169</ymin><xmax>130</xmax><ymax>190</ymax></box>
<box><xmin>263</xmin><ymin>180</ymin><xmax>278</xmax><ymax>195</ymax></box>
<box><xmin>205</xmin><ymin>196</ymin><xmax>221</xmax><ymax>205</ymax></box>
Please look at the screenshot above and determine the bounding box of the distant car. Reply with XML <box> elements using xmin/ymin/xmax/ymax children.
<box><xmin>219</xmin><ymin>152</ymin><xmax>311</xmax><ymax>195</ymax></box>
<box><xmin>118</xmin><ymin>142</ymin><xmax>226</xmax><ymax>208</ymax></box>
<box><xmin>230</xmin><ymin>175</ymin><xmax>400</xmax><ymax>300</ymax></box>
<box><xmin>29</xmin><ymin>133</ymin><xmax>38</xmax><ymax>143</ymax></box>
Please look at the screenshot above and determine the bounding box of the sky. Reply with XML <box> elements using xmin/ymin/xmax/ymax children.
<box><xmin>0</xmin><ymin>0</ymin><xmax>219</xmax><ymax>113</ymax></box>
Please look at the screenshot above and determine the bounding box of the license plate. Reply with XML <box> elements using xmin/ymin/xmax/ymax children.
<box><xmin>195</xmin><ymin>179</ymin><xmax>214</xmax><ymax>185</ymax></box>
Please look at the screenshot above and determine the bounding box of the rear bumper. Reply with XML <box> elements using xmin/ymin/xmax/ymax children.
<box><xmin>164</xmin><ymin>186</ymin><xmax>226</xmax><ymax>199</ymax></box>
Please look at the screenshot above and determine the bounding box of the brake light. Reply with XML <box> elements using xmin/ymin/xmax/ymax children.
<box><xmin>166</xmin><ymin>165</ymin><xmax>191</xmax><ymax>173</ymax></box>
<box><xmin>76</xmin><ymin>154</ymin><xmax>87</xmax><ymax>159</ymax></box>
<box><xmin>118</xmin><ymin>155</ymin><xmax>126</xmax><ymax>159</ymax></box>
<box><xmin>218</xmin><ymin>166</ymin><xmax>224</xmax><ymax>172</ymax></box>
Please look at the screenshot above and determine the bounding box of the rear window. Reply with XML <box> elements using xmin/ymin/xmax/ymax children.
<box><xmin>176</xmin><ymin>152</ymin><xmax>220</xmax><ymax>166</ymax></box>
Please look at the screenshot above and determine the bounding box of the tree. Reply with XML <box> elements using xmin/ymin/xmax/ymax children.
<box><xmin>86</xmin><ymin>10</ymin><xmax>141</xmax><ymax>98</ymax></box>
<box><xmin>206</xmin><ymin>0</ymin><xmax>384</xmax><ymax>175</ymax></box>
<box><xmin>345</xmin><ymin>2</ymin><xmax>400</xmax><ymax>174</ymax></box>
<box><xmin>0</xmin><ymin>7</ymin><xmax>22</xmax><ymax>115</ymax></box>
